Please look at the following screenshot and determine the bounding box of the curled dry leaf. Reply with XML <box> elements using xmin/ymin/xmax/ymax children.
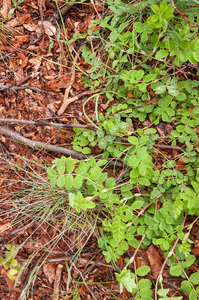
<box><xmin>37</xmin><ymin>20</ymin><xmax>57</xmax><ymax>36</ymax></box>
<box><xmin>0</xmin><ymin>0</ymin><xmax>12</xmax><ymax>18</ymax></box>
<box><xmin>43</xmin><ymin>263</ymin><xmax>56</xmax><ymax>285</ymax></box>
<box><xmin>146</xmin><ymin>245</ymin><xmax>162</xmax><ymax>277</ymax></box>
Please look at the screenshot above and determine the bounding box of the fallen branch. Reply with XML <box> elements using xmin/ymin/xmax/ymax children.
<box><xmin>0</xmin><ymin>126</ymin><xmax>125</xmax><ymax>168</ymax></box>
<box><xmin>0</xmin><ymin>126</ymin><xmax>86</xmax><ymax>159</ymax></box>
<box><xmin>0</xmin><ymin>118</ymin><xmax>96</xmax><ymax>130</ymax></box>
<box><xmin>0</xmin><ymin>84</ymin><xmax>53</xmax><ymax>94</ymax></box>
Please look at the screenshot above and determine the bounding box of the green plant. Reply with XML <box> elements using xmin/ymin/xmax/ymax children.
<box><xmin>0</xmin><ymin>244</ymin><xmax>21</xmax><ymax>280</ymax></box>
<box><xmin>8</xmin><ymin>0</ymin><xmax>25</xmax><ymax>19</ymax></box>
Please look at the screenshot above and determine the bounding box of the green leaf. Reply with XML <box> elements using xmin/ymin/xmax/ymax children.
<box><xmin>57</xmin><ymin>175</ymin><xmax>66</xmax><ymax>188</ymax></box>
<box><xmin>189</xmin><ymin>289</ymin><xmax>198</xmax><ymax>300</ymax></box>
<box><xmin>57</xmin><ymin>160</ymin><xmax>65</xmax><ymax>175</ymax></box>
<box><xmin>73</xmin><ymin>145</ymin><xmax>82</xmax><ymax>152</ymax></box>
<box><xmin>170</xmin><ymin>265</ymin><xmax>182</xmax><ymax>277</ymax></box>
<box><xmin>155</xmin><ymin>50</ymin><xmax>168</xmax><ymax>60</ymax></box>
<box><xmin>128</xmin><ymin>156</ymin><xmax>139</xmax><ymax>167</ymax></box>
<box><xmin>7</xmin><ymin>268</ymin><xmax>18</xmax><ymax>280</ymax></box>
<box><xmin>67</xmin><ymin>158</ymin><xmax>75</xmax><ymax>174</ymax></box>
<box><xmin>98</xmin><ymin>139</ymin><xmax>107</xmax><ymax>149</ymax></box>
<box><xmin>115</xmin><ymin>269</ymin><xmax>136</xmax><ymax>293</ymax></box>
<box><xmin>82</xmin><ymin>147</ymin><xmax>91</xmax><ymax>154</ymax></box>
<box><xmin>154</xmin><ymin>85</ymin><xmax>166</xmax><ymax>94</ymax></box>
<box><xmin>193</xmin><ymin>52</ymin><xmax>199</xmax><ymax>61</ymax></box>
<box><xmin>84</xmin><ymin>200</ymin><xmax>95</xmax><ymax>209</ymax></box>
<box><xmin>138</xmin><ymin>177</ymin><xmax>150</xmax><ymax>186</ymax></box>
<box><xmin>131</xmin><ymin>201</ymin><xmax>143</xmax><ymax>210</ymax></box>
<box><xmin>105</xmin><ymin>178</ymin><xmax>116</xmax><ymax>188</ymax></box>
<box><xmin>128</xmin><ymin>136</ymin><xmax>138</xmax><ymax>146</ymax></box>
<box><xmin>181</xmin><ymin>281</ymin><xmax>191</xmax><ymax>294</ymax></box>
<box><xmin>90</xmin><ymin>166</ymin><xmax>102</xmax><ymax>180</ymax></box>
<box><xmin>112</xmin><ymin>216</ymin><xmax>126</xmax><ymax>242</ymax></box>
<box><xmin>190</xmin><ymin>271</ymin><xmax>199</xmax><ymax>284</ymax></box>
<box><xmin>47</xmin><ymin>168</ymin><xmax>57</xmax><ymax>179</ymax></box>
<box><xmin>136</xmin><ymin>266</ymin><xmax>150</xmax><ymax>276</ymax></box>
<box><xmin>158</xmin><ymin>289</ymin><xmax>170</xmax><ymax>297</ymax></box>
<box><xmin>73</xmin><ymin>175</ymin><xmax>83</xmax><ymax>189</ymax></box>
<box><xmin>65</xmin><ymin>174</ymin><xmax>73</xmax><ymax>190</ymax></box>
<box><xmin>151</xmin><ymin>4</ymin><xmax>159</xmax><ymax>13</ymax></box>
<box><xmin>136</xmin><ymin>70</ymin><xmax>144</xmax><ymax>81</ymax></box>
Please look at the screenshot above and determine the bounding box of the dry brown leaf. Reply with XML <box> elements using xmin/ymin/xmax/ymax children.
<box><xmin>146</xmin><ymin>245</ymin><xmax>162</xmax><ymax>277</ymax></box>
<box><xmin>6</xmin><ymin>277</ymin><xmax>14</xmax><ymax>291</ymax></box>
<box><xmin>37</xmin><ymin>20</ymin><xmax>56</xmax><ymax>36</ymax></box>
<box><xmin>0</xmin><ymin>222</ymin><xmax>11</xmax><ymax>232</ymax></box>
<box><xmin>175</xmin><ymin>156</ymin><xmax>186</xmax><ymax>171</ymax></box>
<box><xmin>29</xmin><ymin>57</ymin><xmax>43</xmax><ymax>72</ymax></box>
<box><xmin>15</xmin><ymin>35</ymin><xmax>29</xmax><ymax>45</ymax></box>
<box><xmin>23</xmin><ymin>23</ymin><xmax>38</xmax><ymax>32</ymax></box>
<box><xmin>0</xmin><ymin>0</ymin><xmax>12</xmax><ymax>18</ymax></box>
<box><xmin>43</xmin><ymin>263</ymin><xmax>56</xmax><ymax>284</ymax></box>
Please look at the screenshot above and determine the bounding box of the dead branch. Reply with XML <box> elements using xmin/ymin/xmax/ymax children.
<box><xmin>0</xmin><ymin>84</ymin><xmax>54</xmax><ymax>94</ymax></box>
<box><xmin>0</xmin><ymin>126</ymin><xmax>86</xmax><ymax>159</ymax></box>
<box><xmin>0</xmin><ymin>126</ymin><xmax>125</xmax><ymax>167</ymax></box>
<box><xmin>0</xmin><ymin>118</ymin><xmax>96</xmax><ymax>130</ymax></box>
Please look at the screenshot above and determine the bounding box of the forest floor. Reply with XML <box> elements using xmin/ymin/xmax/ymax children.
<box><xmin>0</xmin><ymin>0</ymin><xmax>199</xmax><ymax>299</ymax></box>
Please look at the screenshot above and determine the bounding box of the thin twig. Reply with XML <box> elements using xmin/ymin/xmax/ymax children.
<box><xmin>147</xmin><ymin>275</ymin><xmax>188</xmax><ymax>298</ymax></box>
<box><xmin>38</xmin><ymin>0</ymin><xmax>44</xmax><ymax>38</ymax></box>
<box><xmin>72</xmin><ymin>263</ymin><xmax>97</xmax><ymax>300</ymax></box>
<box><xmin>58</xmin><ymin>46</ymin><xmax>83</xmax><ymax>115</ymax></box>
<box><xmin>155</xmin><ymin>214</ymin><xmax>187</xmax><ymax>300</ymax></box>
<box><xmin>154</xmin><ymin>144</ymin><xmax>183</xmax><ymax>152</ymax></box>
<box><xmin>0</xmin><ymin>118</ymin><xmax>96</xmax><ymax>130</ymax></box>
<box><xmin>0</xmin><ymin>84</ymin><xmax>54</xmax><ymax>94</ymax></box>
<box><xmin>53</xmin><ymin>264</ymin><xmax>63</xmax><ymax>300</ymax></box>
<box><xmin>170</xmin><ymin>0</ymin><xmax>199</xmax><ymax>28</ymax></box>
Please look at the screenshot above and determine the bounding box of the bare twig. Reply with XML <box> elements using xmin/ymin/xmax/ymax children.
<box><xmin>0</xmin><ymin>126</ymin><xmax>86</xmax><ymax>159</ymax></box>
<box><xmin>147</xmin><ymin>275</ymin><xmax>188</xmax><ymax>298</ymax></box>
<box><xmin>0</xmin><ymin>126</ymin><xmax>125</xmax><ymax>167</ymax></box>
<box><xmin>90</xmin><ymin>0</ymin><xmax>102</xmax><ymax>21</ymax></box>
<box><xmin>72</xmin><ymin>263</ymin><xmax>97</xmax><ymax>300</ymax></box>
<box><xmin>155</xmin><ymin>214</ymin><xmax>187</xmax><ymax>300</ymax></box>
<box><xmin>170</xmin><ymin>0</ymin><xmax>199</xmax><ymax>28</ymax></box>
<box><xmin>57</xmin><ymin>87</ymin><xmax>102</xmax><ymax>115</ymax></box>
<box><xmin>53</xmin><ymin>264</ymin><xmax>63</xmax><ymax>300</ymax></box>
<box><xmin>0</xmin><ymin>118</ymin><xmax>96</xmax><ymax>130</ymax></box>
<box><xmin>58</xmin><ymin>46</ymin><xmax>83</xmax><ymax>115</ymax></box>
<box><xmin>154</xmin><ymin>144</ymin><xmax>183</xmax><ymax>152</ymax></box>
<box><xmin>38</xmin><ymin>0</ymin><xmax>44</xmax><ymax>38</ymax></box>
<box><xmin>0</xmin><ymin>84</ymin><xmax>54</xmax><ymax>94</ymax></box>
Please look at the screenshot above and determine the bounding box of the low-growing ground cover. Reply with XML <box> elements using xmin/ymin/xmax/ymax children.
<box><xmin>0</xmin><ymin>0</ymin><xmax>199</xmax><ymax>299</ymax></box>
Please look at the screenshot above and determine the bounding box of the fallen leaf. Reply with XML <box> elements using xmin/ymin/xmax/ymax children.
<box><xmin>29</xmin><ymin>57</ymin><xmax>43</xmax><ymax>72</ymax></box>
<box><xmin>146</xmin><ymin>245</ymin><xmax>162</xmax><ymax>277</ymax></box>
<box><xmin>0</xmin><ymin>0</ymin><xmax>12</xmax><ymax>18</ymax></box>
<box><xmin>43</xmin><ymin>263</ymin><xmax>56</xmax><ymax>284</ymax></box>
<box><xmin>23</xmin><ymin>23</ymin><xmax>38</xmax><ymax>32</ymax></box>
<box><xmin>0</xmin><ymin>222</ymin><xmax>11</xmax><ymax>232</ymax></box>
<box><xmin>37</xmin><ymin>20</ymin><xmax>57</xmax><ymax>36</ymax></box>
<box><xmin>6</xmin><ymin>277</ymin><xmax>14</xmax><ymax>291</ymax></box>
